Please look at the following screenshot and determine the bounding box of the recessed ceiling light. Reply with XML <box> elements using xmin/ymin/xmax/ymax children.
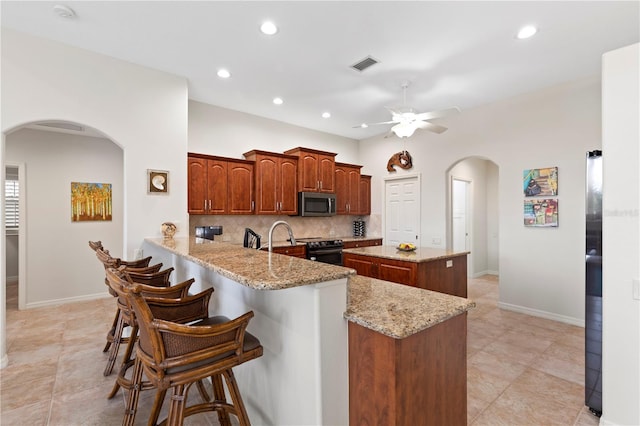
<box><xmin>53</xmin><ymin>4</ymin><xmax>76</xmax><ymax>19</ymax></box>
<box><xmin>260</xmin><ymin>21</ymin><xmax>278</xmax><ymax>35</ymax></box>
<box><xmin>322</xmin><ymin>112</ymin><xmax>331</xmax><ymax>119</ymax></box>
<box><xmin>516</xmin><ymin>25</ymin><xmax>537</xmax><ymax>39</ymax></box>
<box><xmin>273</xmin><ymin>97</ymin><xmax>283</xmax><ymax>105</ymax></box>
<box><xmin>217</xmin><ymin>69</ymin><xmax>231</xmax><ymax>79</ymax></box>
<box><xmin>360</xmin><ymin>123</ymin><xmax>369</xmax><ymax>128</ymax></box>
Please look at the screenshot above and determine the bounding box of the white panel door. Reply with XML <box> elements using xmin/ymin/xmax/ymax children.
<box><xmin>452</xmin><ymin>178</ymin><xmax>471</xmax><ymax>274</ymax></box>
<box><xmin>385</xmin><ymin>175</ymin><xmax>420</xmax><ymax>247</ymax></box>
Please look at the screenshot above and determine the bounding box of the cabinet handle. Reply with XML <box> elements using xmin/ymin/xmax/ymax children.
<box><xmin>319</xmin><ymin>181</ymin><xmax>323</xmax><ymax>190</ymax></box>
<box><xmin>204</xmin><ymin>200</ymin><xmax>207</xmax><ymax>211</ymax></box>
<box><xmin>251</xmin><ymin>200</ymin><xmax>255</xmax><ymax>212</ymax></box>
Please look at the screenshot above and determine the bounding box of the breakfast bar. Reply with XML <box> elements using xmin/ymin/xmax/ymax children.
<box><xmin>142</xmin><ymin>236</ymin><xmax>474</xmax><ymax>425</ymax></box>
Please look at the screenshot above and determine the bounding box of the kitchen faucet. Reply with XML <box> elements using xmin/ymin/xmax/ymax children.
<box><xmin>268</xmin><ymin>220</ymin><xmax>296</xmax><ymax>252</ymax></box>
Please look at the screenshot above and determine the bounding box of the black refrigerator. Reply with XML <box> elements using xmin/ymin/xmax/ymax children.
<box><xmin>585</xmin><ymin>150</ymin><xmax>602</xmax><ymax>416</ymax></box>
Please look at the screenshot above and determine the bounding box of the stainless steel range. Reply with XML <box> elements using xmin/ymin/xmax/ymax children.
<box><xmin>297</xmin><ymin>238</ymin><xmax>344</xmax><ymax>266</ymax></box>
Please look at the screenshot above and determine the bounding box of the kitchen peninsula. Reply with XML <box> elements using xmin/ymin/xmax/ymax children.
<box><xmin>142</xmin><ymin>237</ymin><xmax>474</xmax><ymax>425</ymax></box>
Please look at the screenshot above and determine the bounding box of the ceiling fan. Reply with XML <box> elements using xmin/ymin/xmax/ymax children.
<box><xmin>356</xmin><ymin>82</ymin><xmax>460</xmax><ymax>138</ymax></box>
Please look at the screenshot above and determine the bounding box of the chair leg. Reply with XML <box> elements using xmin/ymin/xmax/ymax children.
<box><xmin>123</xmin><ymin>357</ymin><xmax>144</xmax><ymax>426</ymax></box>
<box><xmin>167</xmin><ymin>384</ymin><xmax>187</xmax><ymax>426</ymax></box>
<box><xmin>148</xmin><ymin>389</ymin><xmax>167</xmax><ymax>426</ymax></box>
<box><xmin>212</xmin><ymin>374</ymin><xmax>232</xmax><ymax>426</ymax></box>
<box><xmin>103</xmin><ymin>306</ymin><xmax>120</xmax><ymax>352</ymax></box>
<box><xmin>108</xmin><ymin>324</ymin><xmax>138</xmax><ymax>398</ymax></box>
<box><xmin>104</xmin><ymin>312</ymin><xmax>126</xmax><ymax>376</ymax></box>
<box><xmin>223</xmin><ymin>369</ymin><xmax>251</xmax><ymax>426</ymax></box>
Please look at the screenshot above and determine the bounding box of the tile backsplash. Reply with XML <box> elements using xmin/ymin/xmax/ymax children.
<box><xmin>189</xmin><ymin>214</ymin><xmax>381</xmax><ymax>244</ymax></box>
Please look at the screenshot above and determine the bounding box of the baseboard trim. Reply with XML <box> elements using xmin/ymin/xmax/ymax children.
<box><xmin>25</xmin><ymin>292</ymin><xmax>111</xmax><ymax>310</ymax></box>
<box><xmin>471</xmin><ymin>270</ymin><xmax>499</xmax><ymax>278</ymax></box>
<box><xmin>497</xmin><ymin>301</ymin><xmax>584</xmax><ymax>327</ymax></box>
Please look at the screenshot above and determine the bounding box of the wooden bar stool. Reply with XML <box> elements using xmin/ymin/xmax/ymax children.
<box><xmin>106</xmin><ymin>268</ymin><xmax>263</xmax><ymax>426</ymax></box>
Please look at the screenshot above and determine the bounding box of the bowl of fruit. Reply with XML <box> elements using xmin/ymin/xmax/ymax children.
<box><xmin>397</xmin><ymin>243</ymin><xmax>416</xmax><ymax>252</ymax></box>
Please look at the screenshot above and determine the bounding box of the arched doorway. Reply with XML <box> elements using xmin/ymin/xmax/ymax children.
<box><xmin>445</xmin><ymin>156</ymin><xmax>499</xmax><ymax>278</ymax></box>
<box><xmin>3</xmin><ymin>120</ymin><xmax>123</xmax><ymax>313</ymax></box>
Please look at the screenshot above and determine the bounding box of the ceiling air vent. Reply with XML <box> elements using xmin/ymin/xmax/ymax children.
<box><xmin>351</xmin><ymin>56</ymin><xmax>379</xmax><ymax>72</ymax></box>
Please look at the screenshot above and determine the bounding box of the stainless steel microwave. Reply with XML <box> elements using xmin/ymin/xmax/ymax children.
<box><xmin>297</xmin><ymin>192</ymin><xmax>336</xmax><ymax>217</ymax></box>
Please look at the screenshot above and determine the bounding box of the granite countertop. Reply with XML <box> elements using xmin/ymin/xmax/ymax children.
<box><xmin>339</xmin><ymin>236</ymin><xmax>383</xmax><ymax>243</ymax></box>
<box><xmin>345</xmin><ymin>275</ymin><xmax>475</xmax><ymax>339</ymax></box>
<box><xmin>343</xmin><ymin>245</ymin><xmax>469</xmax><ymax>263</ymax></box>
<box><xmin>145</xmin><ymin>237</ymin><xmax>354</xmax><ymax>290</ymax></box>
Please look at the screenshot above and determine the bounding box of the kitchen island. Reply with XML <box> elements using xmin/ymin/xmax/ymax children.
<box><xmin>343</xmin><ymin>245</ymin><xmax>469</xmax><ymax>297</ymax></box>
<box><xmin>142</xmin><ymin>237</ymin><xmax>474</xmax><ymax>425</ymax></box>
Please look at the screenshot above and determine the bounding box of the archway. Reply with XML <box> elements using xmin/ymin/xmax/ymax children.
<box><xmin>445</xmin><ymin>156</ymin><xmax>499</xmax><ymax>279</ymax></box>
<box><xmin>2</xmin><ymin>120</ymin><xmax>124</xmax><ymax>367</ymax></box>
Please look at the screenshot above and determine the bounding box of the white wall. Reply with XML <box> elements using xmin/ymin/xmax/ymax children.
<box><xmin>1</xmin><ymin>29</ymin><xmax>189</xmax><ymax>257</ymax></box>
<box><xmin>189</xmin><ymin>100</ymin><xmax>360</xmax><ymax>164</ymax></box>
<box><xmin>486</xmin><ymin>164</ymin><xmax>499</xmax><ymax>274</ymax></box>
<box><xmin>359</xmin><ymin>76</ymin><xmax>602</xmax><ymax>325</ymax></box>
<box><xmin>5</xmin><ymin>129</ymin><xmax>123</xmax><ymax>306</ymax></box>
<box><xmin>601</xmin><ymin>43</ymin><xmax>640</xmax><ymax>426</ymax></box>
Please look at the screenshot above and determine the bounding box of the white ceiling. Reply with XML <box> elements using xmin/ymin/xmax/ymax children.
<box><xmin>2</xmin><ymin>1</ymin><xmax>638</xmax><ymax>140</ymax></box>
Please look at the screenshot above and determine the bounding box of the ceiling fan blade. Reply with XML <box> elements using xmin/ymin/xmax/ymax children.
<box><xmin>383</xmin><ymin>129</ymin><xmax>396</xmax><ymax>139</ymax></box>
<box><xmin>416</xmin><ymin>121</ymin><xmax>448</xmax><ymax>134</ymax></box>
<box><xmin>414</xmin><ymin>107</ymin><xmax>461</xmax><ymax>122</ymax></box>
<box><xmin>352</xmin><ymin>120</ymin><xmax>396</xmax><ymax>128</ymax></box>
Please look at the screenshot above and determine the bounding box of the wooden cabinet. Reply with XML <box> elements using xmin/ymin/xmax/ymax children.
<box><xmin>335</xmin><ymin>162</ymin><xmax>362</xmax><ymax>215</ymax></box>
<box><xmin>269</xmin><ymin>245</ymin><xmax>306</xmax><ymax>259</ymax></box>
<box><xmin>349</xmin><ymin>314</ymin><xmax>467</xmax><ymax>426</ymax></box>
<box><xmin>344</xmin><ymin>253</ymin><xmax>417</xmax><ymax>286</ymax></box>
<box><xmin>358</xmin><ymin>175</ymin><xmax>371</xmax><ymax>215</ymax></box>
<box><xmin>243</xmin><ymin>150</ymin><xmax>298</xmax><ymax>215</ymax></box>
<box><xmin>188</xmin><ymin>154</ymin><xmax>254</xmax><ymax>215</ymax></box>
<box><xmin>342</xmin><ymin>238</ymin><xmax>382</xmax><ymax>249</ymax></box>
<box><xmin>284</xmin><ymin>147</ymin><xmax>336</xmax><ymax>193</ymax></box>
<box><xmin>343</xmin><ymin>252</ymin><xmax>467</xmax><ymax>297</ymax></box>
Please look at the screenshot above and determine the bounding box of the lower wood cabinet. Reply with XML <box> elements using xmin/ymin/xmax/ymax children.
<box><xmin>343</xmin><ymin>252</ymin><xmax>467</xmax><ymax>297</ymax></box>
<box><xmin>342</xmin><ymin>238</ymin><xmax>382</xmax><ymax>249</ymax></box>
<box><xmin>267</xmin><ymin>245</ymin><xmax>306</xmax><ymax>259</ymax></box>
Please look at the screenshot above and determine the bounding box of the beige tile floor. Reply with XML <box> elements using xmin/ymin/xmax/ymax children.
<box><xmin>1</xmin><ymin>276</ymin><xmax>600</xmax><ymax>425</ymax></box>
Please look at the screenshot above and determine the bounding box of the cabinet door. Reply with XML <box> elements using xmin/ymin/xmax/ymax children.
<box><xmin>318</xmin><ymin>154</ymin><xmax>335</xmax><ymax>193</ymax></box>
<box><xmin>418</xmin><ymin>256</ymin><xmax>468</xmax><ymax>297</ymax></box>
<box><xmin>358</xmin><ymin>175</ymin><xmax>371</xmax><ymax>215</ymax></box>
<box><xmin>335</xmin><ymin>166</ymin><xmax>349</xmax><ymax>214</ymax></box>
<box><xmin>347</xmin><ymin>168</ymin><xmax>361</xmax><ymax>215</ymax></box>
<box><xmin>255</xmin><ymin>156</ymin><xmax>279</xmax><ymax>214</ymax></box>
<box><xmin>377</xmin><ymin>259</ymin><xmax>417</xmax><ymax>287</ymax></box>
<box><xmin>343</xmin><ymin>254</ymin><xmax>375</xmax><ymax>277</ymax></box>
<box><xmin>271</xmin><ymin>245</ymin><xmax>306</xmax><ymax>258</ymax></box>
<box><xmin>299</xmin><ymin>153</ymin><xmax>320</xmax><ymax>192</ymax></box>
<box><xmin>279</xmin><ymin>157</ymin><xmax>298</xmax><ymax>215</ymax></box>
<box><xmin>188</xmin><ymin>157</ymin><xmax>208</xmax><ymax>214</ymax></box>
<box><xmin>228</xmin><ymin>162</ymin><xmax>254</xmax><ymax>214</ymax></box>
<box><xmin>208</xmin><ymin>160</ymin><xmax>228</xmax><ymax>214</ymax></box>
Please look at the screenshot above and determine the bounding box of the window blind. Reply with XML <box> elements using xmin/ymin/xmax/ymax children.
<box><xmin>5</xmin><ymin>179</ymin><xmax>19</xmax><ymax>229</ymax></box>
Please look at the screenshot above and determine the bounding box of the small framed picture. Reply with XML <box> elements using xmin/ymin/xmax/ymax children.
<box><xmin>148</xmin><ymin>169</ymin><xmax>169</xmax><ymax>194</ymax></box>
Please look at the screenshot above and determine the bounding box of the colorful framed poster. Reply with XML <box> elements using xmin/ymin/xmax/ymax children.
<box><xmin>523</xmin><ymin>167</ymin><xmax>558</xmax><ymax>197</ymax></box>
<box><xmin>524</xmin><ymin>198</ymin><xmax>558</xmax><ymax>227</ymax></box>
<box><xmin>71</xmin><ymin>182</ymin><xmax>112</xmax><ymax>222</ymax></box>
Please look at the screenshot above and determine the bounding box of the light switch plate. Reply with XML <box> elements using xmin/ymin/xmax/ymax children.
<box><xmin>446</xmin><ymin>260</ymin><xmax>453</xmax><ymax>268</ymax></box>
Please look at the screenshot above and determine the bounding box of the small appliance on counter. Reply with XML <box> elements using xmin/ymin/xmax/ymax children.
<box><xmin>195</xmin><ymin>225</ymin><xmax>223</xmax><ymax>241</ymax></box>
<box><xmin>353</xmin><ymin>219</ymin><xmax>366</xmax><ymax>237</ymax></box>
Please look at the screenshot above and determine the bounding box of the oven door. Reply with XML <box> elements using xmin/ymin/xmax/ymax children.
<box><xmin>307</xmin><ymin>247</ymin><xmax>343</xmax><ymax>266</ymax></box>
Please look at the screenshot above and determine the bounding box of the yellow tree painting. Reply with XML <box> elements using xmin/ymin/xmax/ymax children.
<box><xmin>71</xmin><ymin>182</ymin><xmax>112</xmax><ymax>222</ymax></box>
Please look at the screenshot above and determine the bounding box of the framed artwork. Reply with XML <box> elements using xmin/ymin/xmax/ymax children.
<box><xmin>148</xmin><ymin>169</ymin><xmax>169</xmax><ymax>194</ymax></box>
<box><xmin>71</xmin><ymin>182</ymin><xmax>112</xmax><ymax>222</ymax></box>
<box><xmin>523</xmin><ymin>167</ymin><xmax>558</xmax><ymax>197</ymax></box>
<box><xmin>524</xmin><ymin>198</ymin><xmax>558</xmax><ymax>227</ymax></box>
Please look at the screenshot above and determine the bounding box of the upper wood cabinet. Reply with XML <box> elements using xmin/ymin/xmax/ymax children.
<box><xmin>358</xmin><ymin>175</ymin><xmax>371</xmax><ymax>215</ymax></box>
<box><xmin>243</xmin><ymin>150</ymin><xmax>298</xmax><ymax>215</ymax></box>
<box><xmin>335</xmin><ymin>162</ymin><xmax>362</xmax><ymax>215</ymax></box>
<box><xmin>188</xmin><ymin>153</ymin><xmax>254</xmax><ymax>215</ymax></box>
<box><xmin>284</xmin><ymin>147</ymin><xmax>336</xmax><ymax>193</ymax></box>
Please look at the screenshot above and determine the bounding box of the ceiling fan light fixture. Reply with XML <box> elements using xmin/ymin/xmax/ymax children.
<box><xmin>392</xmin><ymin>123</ymin><xmax>417</xmax><ymax>138</ymax></box>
